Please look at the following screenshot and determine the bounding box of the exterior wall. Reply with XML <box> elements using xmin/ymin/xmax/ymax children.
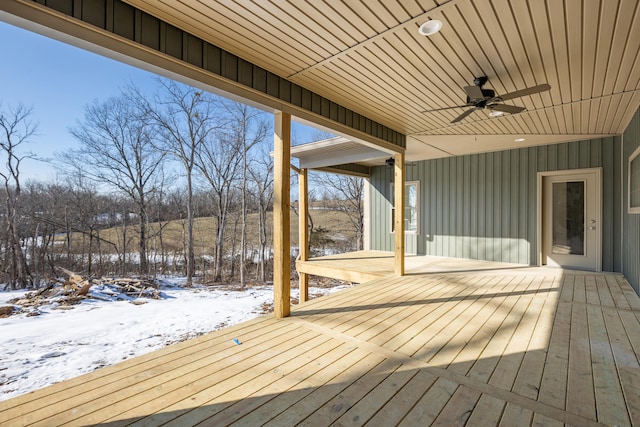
<box><xmin>623</xmin><ymin>108</ymin><xmax>640</xmax><ymax>293</ymax></box>
<box><xmin>369</xmin><ymin>137</ymin><xmax>622</xmax><ymax>271</ymax></box>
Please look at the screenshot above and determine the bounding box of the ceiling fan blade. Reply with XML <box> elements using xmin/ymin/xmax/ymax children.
<box><xmin>488</xmin><ymin>104</ymin><xmax>526</xmax><ymax>114</ymax></box>
<box><xmin>463</xmin><ymin>85</ymin><xmax>484</xmax><ymax>100</ymax></box>
<box><xmin>421</xmin><ymin>105</ymin><xmax>469</xmax><ymax>113</ymax></box>
<box><xmin>498</xmin><ymin>83</ymin><xmax>551</xmax><ymax>101</ymax></box>
<box><xmin>451</xmin><ymin>108</ymin><xmax>476</xmax><ymax>123</ymax></box>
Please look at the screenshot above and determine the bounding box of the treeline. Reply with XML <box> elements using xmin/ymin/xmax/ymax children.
<box><xmin>0</xmin><ymin>79</ymin><xmax>364</xmax><ymax>290</ymax></box>
<box><xmin>2</xmin><ymin>181</ymin><xmax>275</xmax><ymax>288</ymax></box>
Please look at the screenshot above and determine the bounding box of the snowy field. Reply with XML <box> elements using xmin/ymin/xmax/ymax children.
<box><xmin>0</xmin><ymin>279</ymin><xmax>350</xmax><ymax>402</ymax></box>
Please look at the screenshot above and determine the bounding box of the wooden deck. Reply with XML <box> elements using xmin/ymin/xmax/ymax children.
<box><xmin>296</xmin><ymin>250</ymin><xmax>528</xmax><ymax>283</ymax></box>
<box><xmin>2</xmin><ymin>262</ymin><xmax>640</xmax><ymax>426</ymax></box>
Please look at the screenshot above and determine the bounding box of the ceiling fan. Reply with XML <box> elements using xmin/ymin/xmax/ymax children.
<box><xmin>423</xmin><ymin>76</ymin><xmax>551</xmax><ymax>123</ymax></box>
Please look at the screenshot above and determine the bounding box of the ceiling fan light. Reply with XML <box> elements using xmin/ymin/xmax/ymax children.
<box><xmin>489</xmin><ymin>111</ymin><xmax>504</xmax><ymax>117</ymax></box>
<box><xmin>418</xmin><ymin>20</ymin><xmax>442</xmax><ymax>36</ymax></box>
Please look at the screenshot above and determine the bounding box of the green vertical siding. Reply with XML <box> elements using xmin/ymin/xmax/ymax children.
<box><xmin>369</xmin><ymin>137</ymin><xmax>622</xmax><ymax>271</ymax></box>
<box><xmin>623</xmin><ymin>108</ymin><xmax>640</xmax><ymax>294</ymax></box>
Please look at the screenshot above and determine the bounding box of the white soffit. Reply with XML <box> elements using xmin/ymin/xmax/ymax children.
<box><xmin>291</xmin><ymin>136</ymin><xmax>389</xmax><ymax>169</ymax></box>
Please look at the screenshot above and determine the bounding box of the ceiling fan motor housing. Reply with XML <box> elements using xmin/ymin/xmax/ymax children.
<box><xmin>466</xmin><ymin>88</ymin><xmax>495</xmax><ymax>105</ymax></box>
<box><xmin>473</xmin><ymin>76</ymin><xmax>488</xmax><ymax>87</ymax></box>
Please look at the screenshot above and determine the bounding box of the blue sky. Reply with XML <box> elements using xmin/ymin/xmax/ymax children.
<box><xmin>0</xmin><ymin>21</ymin><xmax>315</xmax><ymax>182</ymax></box>
<box><xmin>0</xmin><ymin>21</ymin><xmax>158</xmax><ymax>181</ymax></box>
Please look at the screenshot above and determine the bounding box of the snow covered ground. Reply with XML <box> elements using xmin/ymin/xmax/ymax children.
<box><xmin>0</xmin><ymin>279</ymin><xmax>351</xmax><ymax>402</ymax></box>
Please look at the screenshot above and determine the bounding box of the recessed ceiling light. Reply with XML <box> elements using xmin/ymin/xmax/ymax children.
<box><xmin>489</xmin><ymin>111</ymin><xmax>504</xmax><ymax>117</ymax></box>
<box><xmin>514</xmin><ymin>138</ymin><xmax>526</xmax><ymax>142</ymax></box>
<box><xmin>418</xmin><ymin>19</ymin><xmax>442</xmax><ymax>36</ymax></box>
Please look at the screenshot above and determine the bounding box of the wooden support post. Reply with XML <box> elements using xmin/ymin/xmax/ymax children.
<box><xmin>298</xmin><ymin>168</ymin><xmax>309</xmax><ymax>302</ymax></box>
<box><xmin>274</xmin><ymin>112</ymin><xmax>291</xmax><ymax>318</ymax></box>
<box><xmin>394</xmin><ymin>152</ymin><xmax>405</xmax><ymax>276</ymax></box>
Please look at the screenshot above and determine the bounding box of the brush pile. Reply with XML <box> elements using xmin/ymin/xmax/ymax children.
<box><xmin>1</xmin><ymin>267</ymin><xmax>164</xmax><ymax>317</ymax></box>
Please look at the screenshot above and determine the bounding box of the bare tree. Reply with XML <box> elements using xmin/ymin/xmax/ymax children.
<box><xmin>20</xmin><ymin>182</ymin><xmax>60</xmax><ymax>277</ymax></box>
<box><xmin>67</xmin><ymin>93</ymin><xmax>165</xmax><ymax>274</ymax></box>
<box><xmin>193</xmin><ymin>101</ymin><xmax>268</xmax><ymax>284</ymax></box>
<box><xmin>196</xmin><ymin>115</ymin><xmax>243</xmax><ymax>283</ymax></box>
<box><xmin>0</xmin><ymin>103</ymin><xmax>37</xmax><ymax>289</ymax></box>
<box><xmin>62</xmin><ymin>167</ymin><xmax>119</xmax><ymax>275</ymax></box>
<box><xmin>142</xmin><ymin>79</ymin><xmax>220</xmax><ymax>286</ymax></box>
<box><xmin>248</xmin><ymin>152</ymin><xmax>273</xmax><ymax>283</ymax></box>
<box><xmin>312</xmin><ymin>171</ymin><xmax>365</xmax><ymax>250</ymax></box>
<box><xmin>146</xmin><ymin>169</ymin><xmax>172</xmax><ymax>275</ymax></box>
<box><xmin>164</xmin><ymin>188</ymin><xmax>189</xmax><ymax>273</ymax></box>
<box><xmin>224</xmin><ymin>102</ymin><xmax>269</xmax><ymax>286</ymax></box>
<box><xmin>21</xmin><ymin>181</ymin><xmax>58</xmax><ymax>287</ymax></box>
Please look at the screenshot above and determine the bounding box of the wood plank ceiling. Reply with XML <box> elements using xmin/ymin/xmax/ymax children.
<box><xmin>124</xmin><ymin>0</ymin><xmax>640</xmax><ymax>160</ymax></box>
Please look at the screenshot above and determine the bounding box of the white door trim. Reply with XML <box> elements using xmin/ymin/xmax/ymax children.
<box><xmin>536</xmin><ymin>168</ymin><xmax>603</xmax><ymax>271</ymax></box>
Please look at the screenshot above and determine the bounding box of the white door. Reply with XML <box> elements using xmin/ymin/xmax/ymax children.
<box><xmin>542</xmin><ymin>170</ymin><xmax>601</xmax><ymax>271</ymax></box>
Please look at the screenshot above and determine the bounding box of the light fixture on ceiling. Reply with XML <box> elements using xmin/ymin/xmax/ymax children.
<box><xmin>418</xmin><ymin>19</ymin><xmax>442</xmax><ymax>36</ymax></box>
<box><xmin>489</xmin><ymin>111</ymin><xmax>504</xmax><ymax>117</ymax></box>
<box><xmin>514</xmin><ymin>138</ymin><xmax>526</xmax><ymax>142</ymax></box>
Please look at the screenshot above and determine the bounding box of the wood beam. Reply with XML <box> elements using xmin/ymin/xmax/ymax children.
<box><xmin>289</xmin><ymin>164</ymin><xmax>301</xmax><ymax>174</ymax></box>
<box><xmin>274</xmin><ymin>112</ymin><xmax>291</xmax><ymax>318</ymax></box>
<box><xmin>298</xmin><ymin>168</ymin><xmax>309</xmax><ymax>302</ymax></box>
<box><xmin>315</xmin><ymin>165</ymin><xmax>371</xmax><ymax>178</ymax></box>
<box><xmin>394</xmin><ymin>152</ymin><xmax>405</xmax><ymax>276</ymax></box>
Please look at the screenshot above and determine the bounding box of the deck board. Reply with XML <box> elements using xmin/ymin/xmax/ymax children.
<box><xmin>589</xmin><ymin>305</ymin><xmax>631</xmax><ymax>426</ymax></box>
<box><xmin>2</xmin><ymin>253</ymin><xmax>639</xmax><ymax>426</ymax></box>
<box><xmin>602</xmin><ymin>308</ymin><xmax>640</xmax><ymax>426</ymax></box>
<box><xmin>510</xmin><ymin>285</ymin><xmax>552</xmax><ymax>401</ymax></box>
<box><xmin>465</xmin><ymin>394</ymin><xmax>506</xmax><ymax>425</ymax></box>
<box><xmin>566</xmin><ymin>303</ymin><xmax>596</xmax><ymax>421</ymax></box>
<box><xmin>396</xmin><ymin>377</ymin><xmax>460</xmax><ymax>427</ymax></box>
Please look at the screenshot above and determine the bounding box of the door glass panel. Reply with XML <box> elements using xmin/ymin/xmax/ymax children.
<box><xmin>405</xmin><ymin>183</ymin><xmax>418</xmax><ymax>232</ymax></box>
<box><xmin>552</xmin><ymin>181</ymin><xmax>585</xmax><ymax>255</ymax></box>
